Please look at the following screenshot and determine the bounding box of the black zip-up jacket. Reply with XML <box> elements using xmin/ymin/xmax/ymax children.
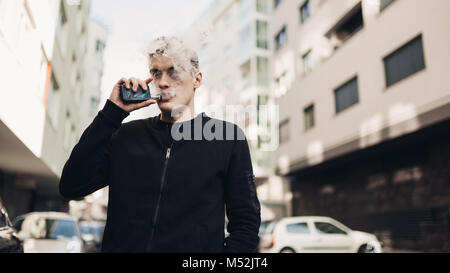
<box><xmin>59</xmin><ymin>99</ymin><xmax>261</xmax><ymax>253</ymax></box>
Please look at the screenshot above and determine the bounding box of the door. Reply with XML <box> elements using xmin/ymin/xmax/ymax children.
<box><xmin>312</xmin><ymin>221</ymin><xmax>354</xmax><ymax>253</ymax></box>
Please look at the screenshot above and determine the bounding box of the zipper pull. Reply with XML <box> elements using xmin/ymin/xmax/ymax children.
<box><xmin>166</xmin><ymin>148</ymin><xmax>171</xmax><ymax>159</ymax></box>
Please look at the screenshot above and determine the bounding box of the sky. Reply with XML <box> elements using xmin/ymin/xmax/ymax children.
<box><xmin>89</xmin><ymin>0</ymin><xmax>215</xmax><ymax>119</ymax></box>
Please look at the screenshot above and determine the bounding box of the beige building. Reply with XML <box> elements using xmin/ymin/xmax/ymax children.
<box><xmin>272</xmin><ymin>0</ymin><xmax>450</xmax><ymax>251</ymax></box>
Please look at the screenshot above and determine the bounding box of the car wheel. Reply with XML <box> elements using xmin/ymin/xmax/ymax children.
<box><xmin>280</xmin><ymin>247</ymin><xmax>296</xmax><ymax>253</ymax></box>
<box><xmin>358</xmin><ymin>244</ymin><xmax>376</xmax><ymax>253</ymax></box>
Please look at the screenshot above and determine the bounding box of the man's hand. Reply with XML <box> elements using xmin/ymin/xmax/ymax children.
<box><xmin>109</xmin><ymin>77</ymin><xmax>157</xmax><ymax>113</ymax></box>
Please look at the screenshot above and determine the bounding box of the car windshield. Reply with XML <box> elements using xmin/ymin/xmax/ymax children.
<box><xmin>17</xmin><ymin>217</ymin><xmax>80</xmax><ymax>240</ymax></box>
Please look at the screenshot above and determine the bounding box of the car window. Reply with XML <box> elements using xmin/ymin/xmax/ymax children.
<box><xmin>286</xmin><ymin>222</ymin><xmax>310</xmax><ymax>234</ymax></box>
<box><xmin>314</xmin><ymin>222</ymin><xmax>347</xmax><ymax>235</ymax></box>
<box><xmin>13</xmin><ymin>218</ymin><xmax>24</xmax><ymax>231</ymax></box>
<box><xmin>47</xmin><ymin>219</ymin><xmax>79</xmax><ymax>239</ymax></box>
<box><xmin>259</xmin><ymin>221</ymin><xmax>272</xmax><ymax>235</ymax></box>
<box><xmin>20</xmin><ymin>217</ymin><xmax>80</xmax><ymax>239</ymax></box>
<box><xmin>264</xmin><ymin>221</ymin><xmax>278</xmax><ymax>234</ymax></box>
<box><xmin>80</xmin><ymin>225</ymin><xmax>91</xmax><ymax>235</ymax></box>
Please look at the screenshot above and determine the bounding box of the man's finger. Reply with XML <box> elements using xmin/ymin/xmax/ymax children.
<box><xmin>119</xmin><ymin>77</ymin><xmax>130</xmax><ymax>89</ymax></box>
<box><xmin>130</xmin><ymin>78</ymin><xmax>138</xmax><ymax>92</ymax></box>
<box><xmin>138</xmin><ymin>79</ymin><xmax>148</xmax><ymax>91</ymax></box>
<box><xmin>145</xmin><ymin>78</ymin><xmax>153</xmax><ymax>84</ymax></box>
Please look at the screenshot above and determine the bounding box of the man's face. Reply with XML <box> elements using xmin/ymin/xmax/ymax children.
<box><xmin>149</xmin><ymin>54</ymin><xmax>201</xmax><ymax>114</ymax></box>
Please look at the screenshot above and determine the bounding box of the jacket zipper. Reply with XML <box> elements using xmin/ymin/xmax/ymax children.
<box><xmin>147</xmin><ymin>141</ymin><xmax>174</xmax><ymax>252</ymax></box>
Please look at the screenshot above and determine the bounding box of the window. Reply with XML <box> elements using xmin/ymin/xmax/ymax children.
<box><xmin>240</xmin><ymin>60</ymin><xmax>251</xmax><ymax>89</ymax></box>
<box><xmin>300</xmin><ymin>0</ymin><xmax>310</xmax><ymax>23</ymax></box>
<box><xmin>257</xmin><ymin>56</ymin><xmax>269</xmax><ymax>87</ymax></box>
<box><xmin>256</xmin><ymin>0</ymin><xmax>269</xmax><ymax>14</ymax></box>
<box><xmin>314</xmin><ymin>222</ymin><xmax>347</xmax><ymax>235</ymax></box>
<box><xmin>384</xmin><ymin>35</ymin><xmax>425</xmax><ymax>87</ymax></box>
<box><xmin>380</xmin><ymin>0</ymin><xmax>396</xmax><ymax>11</ymax></box>
<box><xmin>287</xmin><ymin>222</ymin><xmax>310</xmax><ymax>234</ymax></box>
<box><xmin>274</xmin><ymin>0</ymin><xmax>282</xmax><ymax>9</ymax></box>
<box><xmin>96</xmin><ymin>40</ymin><xmax>105</xmax><ymax>57</ymax></box>
<box><xmin>264</xmin><ymin>221</ymin><xmax>278</xmax><ymax>234</ymax></box>
<box><xmin>275</xmin><ymin>26</ymin><xmax>287</xmax><ymax>51</ymax></box>
<box><xmin>334</xmin><ymin>76</ymin><xmax>359</xmax><ymax>114</ymax></box>
<box><xmin>304</xmin><ymin>104</ymin><xmax>315</xmax><ymax>130</ymax></box>
<box><xmin>90</xmin><ymin>97</ymin><xmax>100</xmax><ymax>116</ymax></box>
<box><xmin>325</xmin><ymin>2</ymin><xmax>363</xmax><ymax>47</ymax></box>
<box><xmin>47</xmin><ymin>74</ymin><xmax>61</xmax><ymax>129</ymax></box>
<box><xmin>302</xmin><ymin>50</ymin><xmax>312</xmax><ymax>75</ymax></box>
<box><xmin>256</xmin><ymin>20</ymin><xmax>268</xmax><ymax>49</ymax></box>
<box><xmin>64</xmin><ymin>112</ymin><xmax>71</xmax><ymax>149</ymax></box>
<box><xmin>275</xmin><ymin>71</ymin><xmax>288</xmax><ymax>97</ymax></box>
<box><xmin>56</xmin><ymin>2</ymin><xmax>68</xmax><ymax>55</ymax></box>
<box><xmin>279</xmin><ymin>119</ymin><xmax>290</xmax><ymax>145</ymax></box>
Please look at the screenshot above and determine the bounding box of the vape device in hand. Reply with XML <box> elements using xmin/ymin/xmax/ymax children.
<box><xmin>120</xmin><ymin>83</ymin><xmax>161</xmax><ymax>103</ymax></box>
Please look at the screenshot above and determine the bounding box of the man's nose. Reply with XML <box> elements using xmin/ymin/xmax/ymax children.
<box><xmin>158</xmin><ymin>73</ymin><xmax>170</xmax><ymax>89</ymax></box>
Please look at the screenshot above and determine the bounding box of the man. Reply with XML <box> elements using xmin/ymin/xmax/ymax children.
<box><xmin>59</xmin><ymin>36</ymin><xmax>261</xmax><ymax>253</ymax></box>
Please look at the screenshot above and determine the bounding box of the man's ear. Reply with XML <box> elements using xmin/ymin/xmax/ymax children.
<box><xmin>193</xmin><ymin>72</ymin><xmax>202</xmax><ymax>89</ymax></box>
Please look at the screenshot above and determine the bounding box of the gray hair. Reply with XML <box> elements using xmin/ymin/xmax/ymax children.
<box><xmin>147</xmin><ymin>36</ymin><xmax>200</xmax><ymax>75</ymax></box>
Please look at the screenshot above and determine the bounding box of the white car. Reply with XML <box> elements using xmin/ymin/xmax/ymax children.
<box><xmin>12</xmin><ymin>212</ymin><xmax>85</xmax><ymax>253</ymax></box>
<box><xmin>259</xmin><ymin>216</ymin><xmax>383</xmax><ymax>253</ymax></box>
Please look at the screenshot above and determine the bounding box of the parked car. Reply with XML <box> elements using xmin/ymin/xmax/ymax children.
<box><xmin>259</xmin><ymin>216</ymin><xmax>383</xmax><ymax>253</ymax></box>
<box><xmin>12</xmin><ymin>212</ymin><xmax>85</xmax><ymax>253</ymax></box>
<box><xmin>79</xmin><ymin>220</ymin><xmax>105</xmax><ymax>253</ymax></box>
<box><xmin>0</xmin><ymin>199</ymin><xmax>23</xmax><ymax>253</ymax></box>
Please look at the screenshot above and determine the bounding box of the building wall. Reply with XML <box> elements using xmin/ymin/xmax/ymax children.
<box><xmin>79</xmin><ymin>19</ymin><xmax>108</xmax><ymax>134</ymax></box>
<box><xmin>41</xmin><ymin>0</ymin><xmax>92</xmax><ymax>177</ymax></box>
<box><xmin>272</xmin><ymin>0</ymin><xmax>450</xmax><ymax>174</ymax></box>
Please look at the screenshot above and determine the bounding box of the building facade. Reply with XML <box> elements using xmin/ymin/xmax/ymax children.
<box><xmin>0</xmin><ymin>0</ymin><xmax>107</xmax><ymax>220</ymax></box>
<box><xmin>272</xmin><ymin>0</ymin><xmax>450</xmax><ymax>251</ymax></box>
<box><xmin>188</xmin><ymin>0</ymin><xmax>292</xmax><ymax>221</ymax></box>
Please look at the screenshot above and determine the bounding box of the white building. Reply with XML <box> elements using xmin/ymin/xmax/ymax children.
<box><xmin>79</xmin><ymin>19</ymin><xmax>108</xmax><ymax>136</ymax></box>
<box><xmin>271</xmin><ymin>0</ymin><xmax>450</xmax><ymax>251</ymax></box>
<box><xmin>0</xmin><ymin>0</ymin><xmax>106</xmax><ymax>219</ymax></box>
<box><xmin>186</xmin><ymin>0</ymin><xmax>291</xmax><ymax>220</ymax></box>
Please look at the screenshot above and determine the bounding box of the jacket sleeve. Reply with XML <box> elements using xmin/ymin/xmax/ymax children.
<box><xmin>223</xmin><ymin>126</ymin><xmax>261</xmax><ymax>253</ymax></box>
<box><xmin>59</xmin><ymin>99</ymin><xmax>129</xmax><ymax>200</ymax></box>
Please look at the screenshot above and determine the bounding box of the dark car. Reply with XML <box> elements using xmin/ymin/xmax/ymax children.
<box><xmin>0</xmin><ymin>199</ymin><xmax>23</xmax><ymax>253</ymax></box>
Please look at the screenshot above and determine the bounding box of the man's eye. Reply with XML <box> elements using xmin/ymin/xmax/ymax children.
<box><xmin>151</xmin><ymin>70</ymin><xmax>162</xmax><ymax>78</ymax></box>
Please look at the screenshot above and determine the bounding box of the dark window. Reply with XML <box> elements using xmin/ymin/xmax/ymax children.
<box><xmin>384</xmin><ymin>35</ymin><xmax>425</xmax><ymax>87</ymax></box>
<box><xmin>380</xmin><ymin>0</ymin><xmax>396</xmax><ymax>11</ymax></box>
<box><xmin>287</xmin><ymin>222</ymin><xmax>310</xmax><ymax>234</ymax></box>
<box><xmin>334</xmin><ymin>76</ymin><xmax>359</xmax><ymax>113</ymax></box>
<box><xmin>304</xmin><ymin>104</ymin><xmax>315</xmax><ymax>130</ymax></box>
<box><xmin>314</xmin><ymin>222</ymin><xmax>347</xmax><ymax>235</ymax></box>
<box><xmin>275</xmin><ymin>26</ymin><xmax>287</xmax><ymax>51</ymax></box>
<box><xmin>300</xmin><ymin>0</ymin><xmax>310</xmax><ymax>23</ymax></box>
<box><xmin>325</xmin><ymin>2</ymin><xmax>363</xmax><ymax>45</ymax></box>
<box><xmin>279</xmin><ymin>119</ymin><xmax>290</xmax><ymax>145</ymax></box>
<box><xmin>274</xmin><ymin>0</ymin><xmax>282</xmax><ymax>9</ymax></box>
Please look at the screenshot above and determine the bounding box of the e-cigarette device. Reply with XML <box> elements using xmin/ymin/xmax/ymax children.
<box><xmin>120</xmin><ymin>83</ymin><xmax>161</xmax><ymax>103</ymax></box>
